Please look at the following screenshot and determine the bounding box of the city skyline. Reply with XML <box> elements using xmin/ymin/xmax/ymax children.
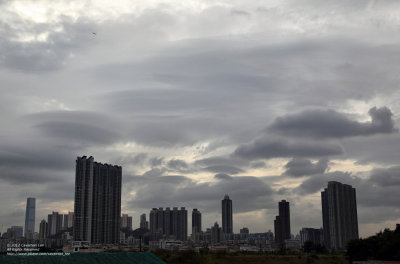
<box><xmin>1</xmin><ymin>0</ymin><xmax>400</xmax><ymax>239</ymax></box>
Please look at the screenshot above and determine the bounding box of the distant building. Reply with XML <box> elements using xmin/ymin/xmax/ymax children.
<box><xmin>274</xmin><ymin>200</ymin><xmax>291</xmax><ymax>245</ymax></box>
<box><xmin>240</xmin><ymin>227</ymin><xmax>249</xmax><ymax>234</ymax></box>
<box><xmin>63</xmin><ymin>212</ymin><xmax>74</xmax><ymax>230</ymax></box>
<box><xmin>121</xmin><ymin>214</ymin><xmax>133</xmax><ymax>230</ymax></box>
<box><xmin>24</xmin><ymin>197</ymin><xmax>36</xmax><ymax>239</ymax></box>
<box><xmin>299</xmin><ymin>228</ymin><xmax>323</xmax><ymax>247</ymax></box>
<box><xmin>73</xmin><ymin>156</ymin><xmax>122</xmax><ymax>244</ymax></box>
<box><xmin>211</xmin><ymin>222</ymin><xmax>223</xmax><ymax>245</ymax></box>
<box><xmin>321</xmin><ymin>181</ymin><xmax>358</xmax><ymax>250</ymax></box>
<box><xmin>149</xmin><ymin>207</ymin><xmax>187</xmax><ymax>241</ymax></box>
<box><xmin>192</xmin><ymin>209</ymin><xmax>202</xmax><ymax>235</ymax></box>
<box><xmin>222</xmin><ymin>194</ymin><xmax>233</xmax><ymax>234</ymax></box>
<box><xmin>48</xmin><ymin>212</ymin><xmax>63</xmax><ymax>237</ymax></box>
<box><xmin>39</xmin><ymin>219</ymin><xmax>48</xmax><ymax>240</ymax></box>
<box><xmin>6</xmin><ymin>226</ymin><xmax>23</xmax><ymax>239</ymax></box>
<box><xmin>140</xmin><ymin>214</ymin><xmax>149</xmax><ymax>229</ymax></box>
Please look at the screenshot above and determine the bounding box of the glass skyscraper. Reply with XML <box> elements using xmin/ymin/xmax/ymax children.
<box><xmin>24</xmin><ymin>197</ymin><xmax>36</xmax><ymax>239</ymax></box>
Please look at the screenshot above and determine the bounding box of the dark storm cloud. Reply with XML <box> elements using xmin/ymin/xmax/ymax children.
<box><xmin>269</xmin><ymin>107</ymin><xmax>397</xmax><ymax>138</ymax></box>
<box><xmin>167</xmin><ymin>159</ymin><xmax>188</xmax><ymax>170</ymax></box>
<box><xmin>283</xmin><ymin>158</ymin><xmax>329</xmax><ymax>177</ymax></box>
<box><xmin>127</xmin><ymin>172</ymin><xmax>275</xmax><ymax>213</ymax></box>
<box><xmin>195</xmin><ymin>156</ymin><xmax>249</xmax><ymax>167</ymax></box>
<box><xmin>295</xmin><ymin>167</ymin><xmax>400</xmax><ymax>208</ymax></box>
<box><xmin>194</xmin><ymin>156</ymin><xmax>249</xmax><ymax>174</ymax></box>
<box><xmin>233</xmin><ymin>136</ymin><xmax>343</xmax><ymax>160</ymax></box>
<box><xmin>28</xmin><ymin>111</ymin><xmax>122</xmax><ymax>145</ymax></box>
<box><xmin>369</xmin><ymin>166</ymin><xmax>400</xmax><ymax>187</ymax></box>
<box><xmin>214</xmin><ymin>173</ymin><xmax>233</xmax><ymax>180</ymax></box>
<box><xmin>342</xmin><ymin>133</ymin><xmax>400</xmax><ymax>165</ymax></box>
<box><xmin>21</xmin><ymin>181</ymin><xmax>75</xmax><ymax>202</ymax></box>
<box><xmin>150</xmin><ymin>157</ymin><xmax>164</xmax><ymax>167</ymax></box>
<box><xmin>204</xmin><ymin>165</ymin><xmax>244</xmax><ymax>175</ymax></box>
<box><xmin>295</xmin><ymin>171</ymin><xmax>355</xmax><ymax>195</ymax></box>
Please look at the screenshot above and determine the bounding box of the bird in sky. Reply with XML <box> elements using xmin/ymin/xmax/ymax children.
<box><xmin>92</xmin><ymin>32</ymin><xmax>96</xmax><ymax>35</ymax></box>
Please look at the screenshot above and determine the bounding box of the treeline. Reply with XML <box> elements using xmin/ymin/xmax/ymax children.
<box><xmin>346</xmin><ymin>224</ymin><xmax>400</xmax><ymax>261</ymax></box>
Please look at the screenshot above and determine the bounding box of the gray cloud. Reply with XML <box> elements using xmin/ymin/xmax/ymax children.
<box><xmin>283</xmin><ymin>158</ymin><xmax>329</xmax><ymax>177</ymax></box>
<box><xmin>233</xmin><ymin>137</ymin><xmax>344</xmax><ymax>160</ymax></box>
<box><xmin>269</xmin><ymin>107</ymin><xmax>397</xmax><ymax>138</ymax></box>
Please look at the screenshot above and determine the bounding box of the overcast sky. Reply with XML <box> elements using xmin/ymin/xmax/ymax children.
<box><xmin>1</xmin><ymin>0</ymin><xmax>400</xmax><ymax>238</ymax></box>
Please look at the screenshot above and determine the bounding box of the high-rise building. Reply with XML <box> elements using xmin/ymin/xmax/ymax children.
<box><xmin>321</xmin><ymin>181</ymin><xmax>358</xmax><ymax>250</ymax></box>
<box><xmin>63</xmin><ymin>212</ymin><xmax>74</xmax><ymax>230</ymax></box>
<box><xmin>222</xmin><ymin>194</ymin><xmax>233</xmax><ymax>234</ymax></box>
<box><xmin>240</xmin><ymin>227</ymin><xmax>249</xmax><ymax>234</ymax></box>
<box><xmin>211</xmin><ymin>222</ymin><xmax>223</xmax><ymax>245</ymax></box>
<box><xmin>192</xmin><ymin>208</ymin><xmax>202</xmax><ymax>235</ymax></box>
<box><xmin>24</xmin><ymin>197</ymin><xmax>36</xmax><ymax>239</ymax></box>
<box><xmin>6</xmin><ymin>226</ymin><xmax>23</xmax><ymax>239</ymax></box>
<box><xmin>274</xmin><ymin>200</ymin><xmax>291</xmax><ymax>244</ymax></box>
<box><xmin>39</xmin><ymin>219</ymin><xmax>48</xmax><ymax>240</ymax></box>
<box><xmin>121</xmin><ymin>214</ymin><xmax>133</xmax><ymax>230</ymax></box>
<box><xmin>73</xmin><ymin>156</ymin><xmax>122</xmax><ymax>244</ymax></box>
<box><xmin>47</xmin><ymin>211</ymin><xmax>63</xmax><ymax>237</ymax></box>
<box><xmin>299</xmin><ymin>228</ymin><xmax>323</xmax><ymax>247</ymax></box>
<box><xmin>149</xmin><ymin>207</ymin><xmax>187</xmax><ymax>241</ymax></box>
<box><xmin>140</xmin><ymin>214</ymin><xmax>149</xmax><ymax>229</ymax></box>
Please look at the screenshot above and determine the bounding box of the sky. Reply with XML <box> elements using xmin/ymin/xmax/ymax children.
<box><xmin>0</xmin><ymin>0</ymin><xmax>400</xmax><ymax>238</ymax></box>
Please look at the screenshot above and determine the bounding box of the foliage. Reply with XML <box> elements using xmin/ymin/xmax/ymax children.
<box><xmin>303</xmin><ymin>241</ymin><xmax>328</xmax><ymax>254</ymax></box>
<box><xmin>346</xmin><ymin>224</ymin><xmax>400</xmax><ymax>261</ymax></box>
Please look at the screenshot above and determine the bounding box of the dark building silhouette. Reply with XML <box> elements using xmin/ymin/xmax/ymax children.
<box><xmin>24</xmin><ymin>197</ymin><xmax>35</xmax><ymax>239</ymax></box>
<box><xmin>211</xmin><ymin>222</ymin><xmax>223</xmax><ymax>245</ymax></box>
<box><xmin>274</xmin><ymin>200</ymin><xmax>291</xmax><ymax>244</ymax></box>
<box><xmin>149</xmin><ymin>207</ymin><xmax>187</xmax><ymax>241</ymax></box>
<box><xmin>47</xmin><ymin>211</ymin><xmax>63</xmax><ymax>237</ymax></box>
<box><xmin>39</xmin><ymin>219</ymin><xmax>48</xmax><ymax>240</ymax></box>
<box><xmin>140</xmin><ymin>214</ymin><xmax>149</xmax><ymax>229</ymax></box>
<box><xmin>121</xmin><ymin>214</ymin><xmax>133</xmax><ymax>230</ymax></box>
<box><xmin>321</xmin><ymin>181</ymin><xmax>358</xmax><ymax>250</ymax></box>
<box><xmin>240</xmin><ymin>227</ymin><xmax>249</xmax><ymax>234</ymax></box>
<box><xmin>300</xmin><ymin>228</ymin><xmax>323</xmax><ymax>247</ymax></box>
<box><xmin>73</xmin><ymin>156</ymin><xmax>122</xmax><ymax>244</ymax></box>
<box><xmin>222</xmin><ymin>194</ymin><xmax>233</xmax><ymax>234</ymax></box>
<box><xmin>192</xmin><ymin>208</ymin><xmax>202</xmax><ymax>235</ymax></box>
<box><xmin>63</xmin><ymin>212</ymin><xmax>74</xmax><ymax>230</ymax></box>
<box><xmin>5</xmin><ymin>226</ymin><xmax>23</xmax><ymax>239</ymax></box>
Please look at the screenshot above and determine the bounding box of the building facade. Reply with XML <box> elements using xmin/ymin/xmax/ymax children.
<box><xmin>321</xmin><ymin>181</ymin><xmax>358</xmax><ymax>250</ymax></box>
<box><xmin>63</xmin><ymin>212</ymin><xmax>74</xmax><ymax>230</ymax></box>
<box><xmin>149</xmin><ymin>207</ymin><xmax>187</xmax><ymax>241</ymax></box>
<box><xmin>140</xmin><ymin>213</ymin><xmax>149</xmax><ymax>229</ymax></box>
<box><xmin>192</xmin><ymin>208</ymin><xmax>202</xmax><ymax>236</ymax></box>
<box><xmin>47</xmin><ymin>211</ymin><xmax>63</xmax><ymax>237</ymax></box>
<box><xmin>73</xmin><ymin>156</ymin><xmax>122</xmax><ymax>244</ymax></box>
<box><xmin>222</xmin><ymin>194</ymin><xmax>233</xmax><ymax>234</ymax></box>
<box><xmin>39</xmin><ymin>220</ymin><xmax>48</xmax><ymax>240</ymax></box>
<box><xmin>121</xmin><ymin>214</ymin><xmax>133</xmax><ymax>230</ymax></box>
<box><xmin>274</xmin><ymin>200</ymin><xmax>291</xmax><ymax>244</ymax></box>
<box><xmin>24</xmin><ymin>197</ymin><xmax>36</xmax><ymax>239</ymax></box>
<box><xmin>211</xmin><ymin>222</ymin><xmax>223</xmax><ymax>245</ymax></box>
<box><xmin>299</xmin><ymin>228</ymin><xmax>323</xmax><ymax>247</ymax></box>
